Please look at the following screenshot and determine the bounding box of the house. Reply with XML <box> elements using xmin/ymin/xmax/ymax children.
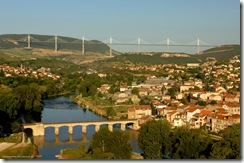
<box><xmin>214</xmin><ymin>86</ymin><xmax>227</xmax><ymax>93</ymax></box>
<box><xmin>139</xmin><ymin>87</ymin><xmax>150</xmax><ymax>96</ymax></box>
<box><xmin>183</xmin><ymin>89</ymin><xmax>204</xmax><ymax>98</ymax></box>
<box><xmin>128</xmin><ymin>105</ymin><xmax>152</xmax><ymax>119</ymax></box>
<box><xmin>184</xmin><ymin>81</ymin><xmax>195</xmax><ymax>85</ymax></box>
<box><xmin>166</xmin><ymin>110</ymin><xmax>178</xmax><ymax>124</ymax></box>
<box><xmin>194</xmin><ymin>109</ymin><xmax>213</xmax><ymax>128</ymax></box>
<box><xmin>180</xmin><ymin>85</ymin><xmax>195</xmax><ymax>92</ymax></box>
<box><xmin>97</xmin><ymin>84</ymin><xmax>110</xmax><ymax>93</ymax></box>
<box><xmin>149</xmin><ymin>90</ymin><xmax>162</xmax><ymax>97</ymax></box>
<box><xmin>194</xmin><ymin>79</ymin><xmax>203</xmax><ymax>89</ymax></box>
<box><xmin>211</xmin><ymin>114</ymin><xmax>240</xmax><ymax>132</ymax></box>
<box><xmin>224</xmin><ymin>94</ymin><xmax>239</xmax><ymax>103</ymax></box>
<box><xmin>151</xmin><ymin>100</ymin><xmax>167</xmax><ymax>109</ymax></box>
<box><xmin>199</xmin><ymin>92</ymin><xmax>221</xmax><ymax>100</ymax></box>
<box><xmin>163</xmin><ymin>106</ymin><xmax>177</xmax><ymax>117</ymax></box>
<box><xmin>187</xmin><ymin>63</ymin><xmax>200</xmax><ymax>67</ymax></box>
<box><xmin>186</xmin><ymin>107</ymin><xmax>201</xmax><ymax>122</ymax></box>
<box><xmin>156</xmin><ymin>108</ymin><xmax>164</xmax><ymax>116</ymax></box>
<box><xmin>221</xmin><ymin>102</ymin><xmax>240</xmax><ymax>115</ymax></box>
<box><xmin>177</xmin><ymin>105</ymin><xmax>189</xmax><ymax>113</ymax></box>
<box><xmin>173</xmin><ymin>112</ymin><xmax>187</xmax><ymax>127</ymax></box>
<box><xmin>215</xmin><ymin>108</ymin><xmax>229</xmax><ymax>115</ymax></box>
<box><xmin>208</xmin><ymin>94</ymin><xmax>222</xmax><ymax>101</ymax></box>
<box><xmin>120</xmin><ymin>85</ymin><xmax>129</xmax><ymax>92</ymax></box>
<box><xmin>113</xmin><ymin>91</ymin><xmax>139</xmax><ymax>104</ymax></box>
<box><xmin>175</xmin><ymin>92</ymin><xmax>184</xmax><ymax>100</ymax></box>
<box><xmin>161</xmin><ymin>95</ymin><xmax>171</xmax><ymax>101</ymax></box>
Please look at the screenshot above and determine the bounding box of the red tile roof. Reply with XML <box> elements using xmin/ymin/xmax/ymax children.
<box><xmin>223</xmin><ymin>102</ymin><xmax>240</xmax><ymax>107</ymax></box>
<box><xmin>199</xmin><ymin>110</ymin><xmax>212</xmax><ymax>118</ymax></box>
<box><xmin>168</xmin><ymin>110</ymin><xmax>177</xmax><ymax>116</ymax></box>
<box><xmin>157</xmin><ymin>108</ymin><xmax>164</xmax><ymax>112</ymax></box>
<box><xmin>187</xmin><ymin>107</ymin><xmax>197</xmax><ymax>113</ymax></box>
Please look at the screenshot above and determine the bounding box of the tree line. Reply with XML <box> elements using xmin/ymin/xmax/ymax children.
<box><xmin>138</xmin><ymin>120</ymin><xmax>240</xmax><ymax>159</ymax></box>
<box><xmin>0</xmin><ymin>84</ymin><xmax>44</xmax><ymax>137</ymax></box>
<box><xmin>59</xmin><ymin>120</ymin><xmax>240</xmax><ymax>160</ymax></box>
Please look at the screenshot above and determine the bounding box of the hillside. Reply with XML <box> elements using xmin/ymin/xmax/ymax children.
<box><xmin>196</xmin><ymin>44</ymin><xmax>240</xmax><ymax>61</ymax></box>
<box><xmin>0</xmin><ymin>34</ymin><xmax>240</xmax><ymax>67</ymax></box>
<box><xmin>0</xmin><ymin>34</ymin><xmax>123</xmax><ymax>64</ymax></box>
<box><xmin>0</xmin><ymin>34</ymin><xmax>113</xmax><ymax>55</ymax></box>
<box><xmin>114</xmin><ymin>53</ymin><xmax>200</xmax><ymax>65</ymax></box>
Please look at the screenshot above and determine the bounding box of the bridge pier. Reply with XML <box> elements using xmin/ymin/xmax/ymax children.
<box><xmin>68</xmin><ymin>134</ymin><xmax>73</xmax><ymax>142</ymax></box>
<box><xmin>108</xmin><ymin>124</ymin><xmax>113</xmax><ymax>132</ymax></box>
<box><xmin>95</xmin><ymin>125</ymin><xmax>100</xmax><ymax>132</ymax></box>
<box><xmin>23</xmin><ymin>120</ymin><xmax>139</xmax><ymax>137</ymax></box>
<box><xmin>133</xmin><ymin>121</ymin><xmax>140</xmax><ymax>130</ymax></box>
<box><xmin>82</xmin><ymin>125</ymin><xmax>87</xmax><ymax>134</ymax></box>
<box><xmin>68</xmin><ymin>126</ymin><xmax>73</xmax><ymax>134</ymax></box>
<box><xmin>121</xmin><ymin>123</ymin><xmax>126</xmax><ymax>131</ymax></box>
<box><xmin>23</xmin><ymin>123</ymin><xmax>44</xmax><ymax>136</ymax></box>
<box><xmin>55</xmin><ymin>127</ymin><xmax>59</xmax><ymax>135</ymax></box>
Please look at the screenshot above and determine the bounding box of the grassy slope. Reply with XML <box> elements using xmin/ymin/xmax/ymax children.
<box><xmin>196</xmin><ymin>44</ymin><xmax>240</xmax><ymax>61</ymax></box>
<box><xmin>0</xmin><ymin>34</ymin><xmax>111</xmax><ymax>54</ymax></box>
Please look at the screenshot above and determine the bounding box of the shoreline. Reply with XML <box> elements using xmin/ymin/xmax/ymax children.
<box><xmin>72</xmin><ymin>95</ymin><xmax>108</xmax><ymax>118</ymax></box>
<box><xmin>0</xmin><ymin>132</ymin><xmax>40</xmax><ymax>159</ymax></box>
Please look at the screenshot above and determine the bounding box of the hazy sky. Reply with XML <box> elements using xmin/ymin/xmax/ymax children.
<box><xmin>0</xmin><ymin>0</ymin><xmax>240</xmax><ymax>53</ymax></box>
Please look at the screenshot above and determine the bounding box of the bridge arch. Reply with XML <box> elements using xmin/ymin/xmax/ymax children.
<box><xmin>22</xmin><ymin>119</ymin><xmax>140</xmax><ymax>136</ymax></box>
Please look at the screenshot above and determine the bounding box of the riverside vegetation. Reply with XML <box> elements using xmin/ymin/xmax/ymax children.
<box><xmin>55</xmin><ymin>120</ymin><xmax>240</xmax><ymax>159</ymax></box>
<box><xmin>0</xmin><ymin>40</ymin><xmax>240</xmax><ymax>159</ymax></box>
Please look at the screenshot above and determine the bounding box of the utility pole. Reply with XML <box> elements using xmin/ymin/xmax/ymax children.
<box><xmin>138</xmin><ymin>37</ymin><xmax>140</xmax><ymax>54</ymax></box>
<box><xmin>109</xmin><ymin>36</ymin><xmax>112</xmax><ymax>56</ymax></box>
<box><xmin>82</xmin><ymin>36</ymin><xmax>85</xmax><ymax>54</ymax></box>
<box><xmin>27</xmin><ymin>34</ymin><xmax>31</xmax><ymax>48</ymax></box>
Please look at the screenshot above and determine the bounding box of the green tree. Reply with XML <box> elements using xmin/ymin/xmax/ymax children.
<box><xmin>168</xmin><ymin>88</ymin><xmax>175</xmax><ymax>99</ymax></box>
<box><xmin>196</xmin><ymin>100</ymin><xmax>207</xmax><ymax>106</ymax></box>
<box><xmin>150</xmin><ymin>103</ymin><xmax>157</xmax><ymax>115</ymax></box>
<box><xmin>168</xmin><ymin>127</ymin><xmax>212</xmax><ymax>159</ymax></box>
<box><xmin>91</xmin><ymin>148</ymin><xmax>115</xmax><ymax>159</ymax></box>
<box><xmin>221</xmin><ymin>123</ymin><xmax>240</xmax><ymax>159</ymax></box>
<box><xmin>90</xmin><ymin>128</ymin><xmax>132</xmax><ymax>159</ymax></box>
<box><xmin>138</xmin><ymin>119</ymin><xmax>171</xmax><ymax>159</ymax></box>
<box><xmin>180</xmin><ymin>97</ymin><xmax>188</xmax><ymax>105</ymax></box>
<box><xmin>210</xmin><ymin>100</ymin><xmax>217</xmax><ymax>105</ymax></box>
<box><xmin>11</xmin><ymin>121</ymin><xmax>22</xmax><ymax>133</ymax></box>
<box><xmin>131</xmin><ymin>87</ymin><xmax>139</xmax><ymax>96</ymax></box>
<box><xmin>106</xmin><ymin>107</ymin><xmax>116</xmax><ymax>118</ymax></box>
<box><xmin>209</xmin><ymin>140</ymin><xmax>232</xmax><ymax>159</ymax></box>
<box><xmin>161</xmin><ymin>85</ymin><xmax>166</xmax><ymax>94</ymax></box>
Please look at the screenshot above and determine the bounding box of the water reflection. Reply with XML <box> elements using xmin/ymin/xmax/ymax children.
<box><xmin>35</xmin><ymin>96</ymin><xmax>142</xmax><ymax>160</ymax></box>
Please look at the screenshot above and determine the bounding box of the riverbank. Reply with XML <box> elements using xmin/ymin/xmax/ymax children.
<box><xmin>55</xmin><ymin>148</ymin><xmax>143</xmax><ymax>159</ymax></box>
<box><xmin>72</xmin><ymin>95</ymin><xmax>131</xmax><ymax>119</ymax></box>
<box><xmin>0</xmin><ymin>132</ymin><xmax>40</xmax><ymax>159</ymax></box>
<box><xmin>72</xmin><ymin>95</ymin><xmax>108</xmax><ymax>118</ymax></box>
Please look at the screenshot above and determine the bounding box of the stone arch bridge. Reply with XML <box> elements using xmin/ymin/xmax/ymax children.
<box><xmin>22</xmin><ymin>119</ymin><xmax>140</xmax><ymax>136</ymax></box>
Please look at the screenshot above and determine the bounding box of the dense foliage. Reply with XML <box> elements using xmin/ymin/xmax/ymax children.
<box><xmin>90</xmin><ymin>128</ymin><xmax>133</xmax><ymax>159</ymax></box>
<box><xmin>138</xmin><ymin>120</ymin><xmax>240</xmax><ymax>159</ymax></box>
<box><xmin>0</xmin><ymin>84</ymin><xmax>44</xmax><ymax>136</ymax></box>
<box><xmin>138</xmin><ymin>119</ymin><xmax>171</xmax><ymax>159</ymax></box>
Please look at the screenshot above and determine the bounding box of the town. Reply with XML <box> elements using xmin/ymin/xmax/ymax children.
<box><xmin>0</xmin><ymin>55</ymin><xmax>240</xmax><ymax>134</ymax></box>
<box><xmin>95</xmin><ymin>55</ymin><xmax>240</xmax><ymax>133</ymax></box>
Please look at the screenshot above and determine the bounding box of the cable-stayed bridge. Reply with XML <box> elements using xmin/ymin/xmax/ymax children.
<box><xmin>14</xmin><ymin>34</ymin><xmax>218</xmax><ymax>56</ymax></box>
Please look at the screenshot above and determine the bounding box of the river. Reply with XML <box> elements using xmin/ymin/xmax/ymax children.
<box><xmin>34</xmin><ymin>96</ymin><xmax>142</xmax><ymax>160</ymax></box>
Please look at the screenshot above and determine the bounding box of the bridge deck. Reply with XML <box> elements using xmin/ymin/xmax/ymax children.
<box><xmin>23</xmin><ymin>119</ymin><xmax>138</xmax><ymax>126</ymax></box>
